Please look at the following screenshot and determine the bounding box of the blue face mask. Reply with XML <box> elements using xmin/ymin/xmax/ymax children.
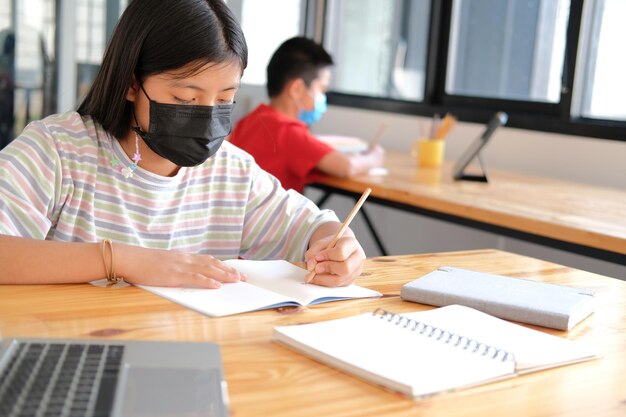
<box><xmin>298</xmin><ymin>93</ymin><xmax>327</xmax><ymax>126</ymax></box>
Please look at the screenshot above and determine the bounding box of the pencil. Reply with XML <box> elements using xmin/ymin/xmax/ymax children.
<box><xmin>305</xmin><ymin>187</ymin><xmax>372</xmax><ymax>284</ymax></box>
<box><xmin>434</xmin><ymin>113</ymin><xmax>457</xmax><ymax>140</ymax></box>
<box><xmin>369</xmin><ymin>123</ymin><xmax>387</xmax><ymax>150</ymax></box>
<box><xmin>429</xmin><ymin>113</ymin><xmax>441</xmax><ymax>139</ymax></box>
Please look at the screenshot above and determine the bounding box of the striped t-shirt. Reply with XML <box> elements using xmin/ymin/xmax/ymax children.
<box><xmin>0</xmin><ymin>112</ymin><xmax>338</xmax><ymax>261</ymax></box>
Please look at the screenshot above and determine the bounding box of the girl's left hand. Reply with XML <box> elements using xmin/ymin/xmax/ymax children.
<box><xmin>304</xmin><ymin>235</ymin><xmax>365</xmax><ymax>286</ymax></box>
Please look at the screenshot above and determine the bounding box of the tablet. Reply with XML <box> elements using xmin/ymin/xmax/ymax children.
<box><xmin>453</xmin><ymin>112</ymin><xmax>508</xmax><ymax>182</ymax></box>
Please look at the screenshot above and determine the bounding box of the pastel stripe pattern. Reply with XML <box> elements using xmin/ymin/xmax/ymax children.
<box><xmin>0</xmin><ymin>112</ymin><xmax>338</xmax><ymax>261</ymax></box>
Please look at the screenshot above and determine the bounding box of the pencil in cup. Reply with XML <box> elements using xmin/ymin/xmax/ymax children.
<box><xmin>305</xmin><ymin>188</ymin><xmax>372</xmax><ymax>284</ymax></box>
<box><xmin>429</xmin><ymin>113</ymin><xmax>441</xmax><ymax>139</ymax></box>
<box><xmin>434</xmin><ymin>113</ymin><xmax>457</xmax><ymax>140</ymax></box>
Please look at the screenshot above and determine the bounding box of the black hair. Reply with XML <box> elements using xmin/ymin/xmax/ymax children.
<box><xmin>266</xmin><ymin>36</ymin><xmax>333</xmax><ymax>98</ymax></box>
<box><xmin>77</xmin><ymin>0</ymin><xmax>247</xmax><ymax>140</ymax></box>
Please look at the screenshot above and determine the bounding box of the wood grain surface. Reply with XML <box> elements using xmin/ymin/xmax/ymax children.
<box><xmin>1</xmin><ymin>250</ymin><xmax>625</xmax><ymax>417</ymax></box>
<box><xmin>312</xmin><ymin>152</ymin><xmax>626</xmax><ymax>256</ymax></box>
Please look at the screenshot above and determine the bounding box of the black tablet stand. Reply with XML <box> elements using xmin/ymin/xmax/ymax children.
<box><xmin>454</xmin><ymin>152</ymin><xmax>489</xmax><ymax>183</ymax></box>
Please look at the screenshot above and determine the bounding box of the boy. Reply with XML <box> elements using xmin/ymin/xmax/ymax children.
<box><xmin>229</xmin><ymin>37</ymin><xmax>384</xmax><ymax>193</ymax></box>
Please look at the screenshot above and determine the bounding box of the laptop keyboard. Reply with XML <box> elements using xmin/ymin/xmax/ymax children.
<box><xmin>0</xmin><ymin>342</ymin><xmax>124</xmax><ymax>417</ymax></box>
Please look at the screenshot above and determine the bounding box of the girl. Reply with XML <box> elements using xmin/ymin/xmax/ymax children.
<box><xmin>0</xmin><ymin>0</ymin><xmax>365</xmax><ymax>288</ymax></box>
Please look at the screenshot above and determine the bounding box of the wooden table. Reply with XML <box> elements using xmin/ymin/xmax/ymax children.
<box><xmin>1</xmin><ymin>249</ymin><xmax>625</xmax><ymax>417</ymax></box>
<box><xmin>309</xmin><ymin>152</ymin><xmax>626</xmax><ymax>264</ymax></box>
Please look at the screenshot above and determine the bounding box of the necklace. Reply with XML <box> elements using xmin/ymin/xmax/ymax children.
<box><xmin>111</xmin><ymin>130</ymin><xmax>142</xmax><ymax>178</ymax></box>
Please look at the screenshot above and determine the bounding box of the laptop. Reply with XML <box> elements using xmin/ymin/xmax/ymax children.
<box><xmin>0</xmin><ymin>338</ymin><xmax>229</xmax><ymax>417</ymax></box>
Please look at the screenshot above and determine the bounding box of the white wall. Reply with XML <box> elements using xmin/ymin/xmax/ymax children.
<box><xmin>235</xmin><ymin>85</ymin><xmax>626</xmax><ymax>279</ymax></box>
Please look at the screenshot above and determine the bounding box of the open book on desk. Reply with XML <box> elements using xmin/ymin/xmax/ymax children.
<box><xmin>139</xmin><ymin>260</ymin><xmax>381</xmax><ymax>317</ymax></box>
<box><xmin>316</xmin><ymin>134</ymin><xmax>368</xmax><ymax>153</ymax></box>
<box><xmin>273</xmin><ymin>305</ymin><xmax>598</xmax><ymax>399</ymax></box>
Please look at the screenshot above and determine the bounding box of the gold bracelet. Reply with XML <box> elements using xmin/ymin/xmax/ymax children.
<box><xmin>102</xmin><ymin>239</ymin><xmax>123</xmax><ymax>284</ymax></box>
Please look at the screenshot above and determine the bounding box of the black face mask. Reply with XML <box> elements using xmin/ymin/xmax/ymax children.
<box><xmin>133</xmin><ymin>84</ymin><xmax>233</xmax><ymax>167</ymax></box>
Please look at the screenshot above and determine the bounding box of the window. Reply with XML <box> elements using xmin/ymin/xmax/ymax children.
<box><xmin>0</xmin><ymin>0</ymin><xmax>10</xmax><ymax>28</ymax></box>
<box><xmin>76</xmin><ymin>0</ymin><xmax>106</xmax><ymax>64</ymax></box>
<box><xmin>324</xmin><ymin>0</ymin><xmax>430</xmax><ymax>101</ymax></box>
<box><xmin>0</xmin><ymin>0</ymin><xmax>127</xmax><ymax>149</ymax></box>
<box><xmin>446</xmin><ymin>0</ymin><xmax>569</xmax><ymax>103</ymax></box>
<box><xmin>238</xmin><ymin>0</ymin><xmax>303</xmax><ymax>86</ymax></box>
<box><xmin>574</xmin><ymin>0</ymin><xmax>626</xmax><ymax>121</ymax></box>
<box><xmin>318</xmin><ymin>0</ymin><xmax>625</xmax><ymax>141</ymax></box>
<box><xmin>2</xmin><ymin>0</ymin><xmax>56</xmax><ymax>148</ymax></box>
<box><xmin>75</xmin><ymin>0</ymin><xmax>107</xmax><ymax>103</ymax></box>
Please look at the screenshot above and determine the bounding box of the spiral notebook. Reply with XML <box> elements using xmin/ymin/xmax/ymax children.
<box><xmin>273</xmin><ymin>305</ymin><xmax>598</xmax><ymax>398</ymax></box>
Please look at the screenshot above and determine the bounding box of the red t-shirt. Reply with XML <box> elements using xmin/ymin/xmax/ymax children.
<box><xmin>229</xmin><ymin>104</ymin><xmax>334</xmax><ymax>192</ymax></box>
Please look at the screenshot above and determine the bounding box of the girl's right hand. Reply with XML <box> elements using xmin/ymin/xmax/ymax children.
<box><xmin>116</xmin><ymin>244</ymin><xmax>246</xmax><ymax>288</ymax></box>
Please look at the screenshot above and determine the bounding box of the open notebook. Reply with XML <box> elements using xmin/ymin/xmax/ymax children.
<box><xmin>273</xmin><ymin>305</ymin><xmax>598</xmax><ymax>399</ymax></box>
<box><xmin>139</xmin><ymin>260</ymin><xmax>381</xmax><ymax>317</ymax></box>
<box><xmin>316</xmin><ymin>134</ymin><xmax>369</xmax><ymax>153</ymax></box>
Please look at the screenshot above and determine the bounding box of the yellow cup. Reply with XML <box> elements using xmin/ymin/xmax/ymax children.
<box><xmin>412</xmin><ymin>139</ymin><xmax>445</xmax><ymax>168</ymax></box>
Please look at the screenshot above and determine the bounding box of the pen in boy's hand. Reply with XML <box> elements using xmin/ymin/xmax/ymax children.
<box><xmin>369</xmin><ymin>123</ymin><xmax>388</xmax><ymax>150</ymax></box>
<box><xmin>305</xmin><ymin>188</ymin><xmax>372</xmax><ymax>284</ymax></box>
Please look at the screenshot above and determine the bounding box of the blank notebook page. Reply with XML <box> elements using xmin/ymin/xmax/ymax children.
<box><xmin>274</xmin><ymin>311</ymin><xmax>515</xmax><ymax>398</ymax></box>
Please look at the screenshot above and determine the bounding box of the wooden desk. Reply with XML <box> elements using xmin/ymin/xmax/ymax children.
<box><xmin>309</xmin><ymin>152</ymin><xmax>626</xmax><ymax>264</ymax></box>
<box><xmin>1</xmin><ymin>250</ymin><xmax>625</xmax><ymax>417</ymax></box>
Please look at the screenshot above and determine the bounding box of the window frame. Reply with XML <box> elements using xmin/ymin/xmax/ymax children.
<box><xmin>319</xmin><ymin>0</ymin><xmax>626</xmax><ymax>142</ymax></box>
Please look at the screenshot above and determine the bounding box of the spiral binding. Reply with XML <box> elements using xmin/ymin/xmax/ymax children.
<box><xmin>372</xmin><ymin>308</ymin><xmax>515</xmax><ymax>362</ymax></box>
